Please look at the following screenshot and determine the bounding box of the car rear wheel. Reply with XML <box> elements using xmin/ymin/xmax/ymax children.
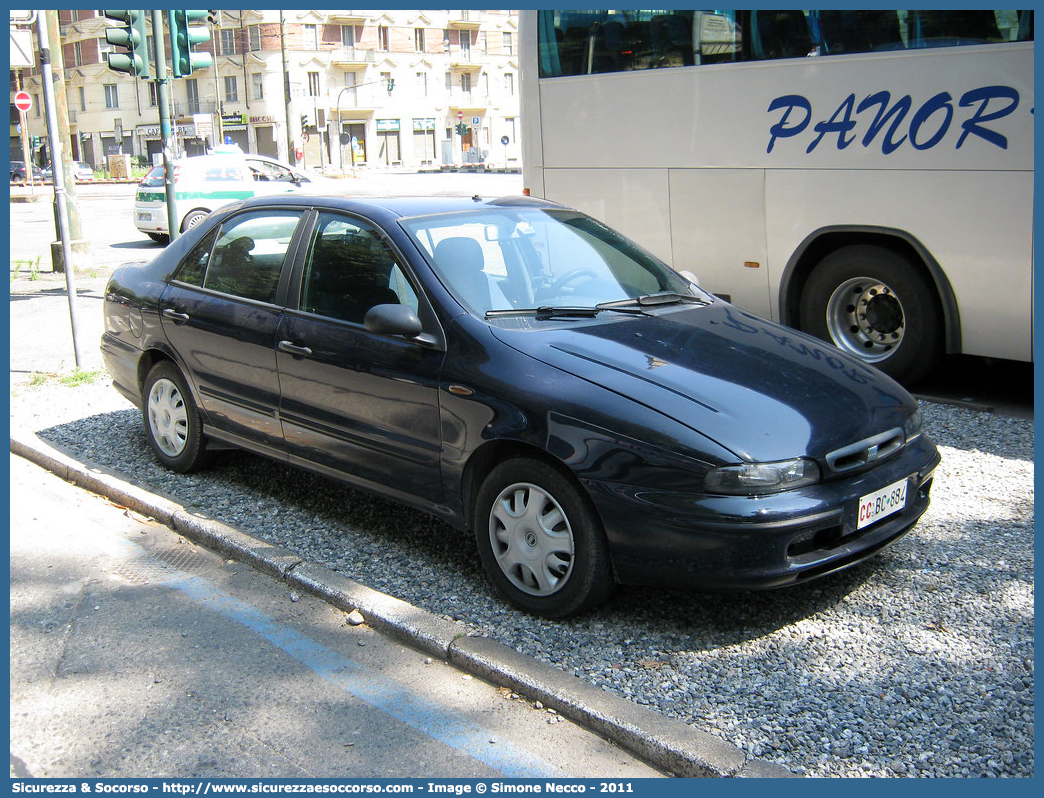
<box><xmin>474</xmin><ymin>457</ymin><xmax>614</xmax><ymax>617</ymax></box>
<box><xmin>142</xmin><ymin>361</ymin><xmax>209</xmax><ymax>473</ymax></box>
<box><xmin>180</xmin><ymin>209</ymin><xmax>210</xmax><ymax>233</ymax></box>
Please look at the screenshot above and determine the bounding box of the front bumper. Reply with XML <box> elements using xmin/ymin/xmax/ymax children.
<box><xmin>589</xmin><ymin>435</ymin><xmax>940</xmax><ymax>590</ymax></box>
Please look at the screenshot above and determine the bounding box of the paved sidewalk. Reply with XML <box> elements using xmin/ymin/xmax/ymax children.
<box><xmin>10</xmin><ymin>428</ymin><xmax>794</xmax><ymax>779</ymax></box>
<box><xmin>11</xmin><ymin>451</ymin><xmax>666</xmax><ymax>779</ymax></box>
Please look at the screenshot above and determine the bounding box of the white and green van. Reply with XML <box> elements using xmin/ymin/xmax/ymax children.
<box><xmin>133</xmin><ymin>153</ymin><xmax>330</xmax><ymax>243</ymax></box>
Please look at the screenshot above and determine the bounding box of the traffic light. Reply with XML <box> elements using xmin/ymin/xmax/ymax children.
<box><xmin>168</xmin><ymin>10</ymin><xmax>213</xmax><ymax>77</ymax></box>
<box><xmin>455</xmin><ymin>122</ymin><xmax>468</xmax><ymax>136</ymax></box>
<box><xmin>386</xmin><ymin>77</ymin><xmax>395</xmax><ymax>92</ymax></box>
<box><xmin>301</xmin><ymin>113</ymin><xmax>312</xmax><ymax>131</ymax></box>
<box><xmin>103</xmin><ymin>10</ymin><xmax>151</xmax><ymax>77</ymax></box>
<box><xmin>30</xmin><ymin>135</ymin><xmax>40</xmax><ymax>148</ymax></box>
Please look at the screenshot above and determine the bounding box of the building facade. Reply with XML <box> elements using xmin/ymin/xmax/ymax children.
<box><xmin>11</xmin><ymin>10</ymin><xmax>521</xmax><ymax>172</ymax></box>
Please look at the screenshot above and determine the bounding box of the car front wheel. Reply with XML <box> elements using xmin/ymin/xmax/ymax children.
<box><xmin>142</xmin><ymin>361</ymin><xmax>209</xmax><ymax>473</ymax></box>
<box><xmin>474</xmin><ymin>457</ymin><xmax>614</xmax><ymax>617</ymax></box>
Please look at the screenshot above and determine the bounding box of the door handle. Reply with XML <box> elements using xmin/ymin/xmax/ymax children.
<box><xmin>277</xmin><ymin>340</ymin><xmax>313</xmax><ymax>358</ymax></box>
<box><xmin>161</xmin><ymin>308</ymin><xmax>190</xmax><ymax>323</ymax></box>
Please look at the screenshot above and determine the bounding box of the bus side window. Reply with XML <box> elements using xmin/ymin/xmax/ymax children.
<box><xmin>817</xmin><ymin>11</ymin><xmax>903</xmax><ymax>54</ymax></box>
<box><xmin>750</xmin><ymin>10</ymin><xmax>815</xmax><ymax>60</ymax></box>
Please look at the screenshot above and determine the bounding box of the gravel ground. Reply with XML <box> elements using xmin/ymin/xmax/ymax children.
<box><xmin>10</xmin><ymin>378</ymin><xmax>1034</xmax><ymax>778</ymax></box>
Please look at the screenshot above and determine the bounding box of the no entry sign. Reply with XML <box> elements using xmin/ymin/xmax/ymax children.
<box><xmin>13</xmin><ymin>90</ymin><xmax>32</xmax><ymax>113</ymax></box>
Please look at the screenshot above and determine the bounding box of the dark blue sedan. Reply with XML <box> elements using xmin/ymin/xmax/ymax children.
<box><xmin>101</xmin><ymin>194</ymin><xmax>939</xmax><ymax>617</ymax></box>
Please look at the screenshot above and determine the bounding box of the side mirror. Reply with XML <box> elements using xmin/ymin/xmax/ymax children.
<box><xmin>364</xmin><ymin>303</ymin><xmax>423</xmax><ymax>337</ymax></box>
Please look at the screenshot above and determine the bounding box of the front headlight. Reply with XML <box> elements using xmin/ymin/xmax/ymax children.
<box><xmin>903</xmin><ymin>408</ymin><xmax>923</xmax><ymax>441</ymax></box>
<box><xmin>704</xmin><ymin>458</ymin><xmax>821</xmax><ymax>496</ymax></box>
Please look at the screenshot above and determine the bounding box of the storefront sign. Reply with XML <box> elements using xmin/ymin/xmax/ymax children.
<box><xmin>221</xmin><ymin>113</ymin><xmax>247</xmax><ymax>131</ymax></box>
<box><xmin>376</xmin><ymin>118</ymin><xmax>401</xmax><ymax>132</ymax></box>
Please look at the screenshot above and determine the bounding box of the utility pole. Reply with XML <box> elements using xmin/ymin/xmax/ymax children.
<box><xmin>37</xmin><ymin>12</ymin><xmax>83</xmax><ymax>368</ymax></box>
<box><xmin>280</xmin><ymin>10</ymin><xmax>294</xmax><ymax>164</ymax></box>
<box><xmin>45</xmin><ymin>10</ymin><xmax>86</xmax><ymax>271</ymax></box>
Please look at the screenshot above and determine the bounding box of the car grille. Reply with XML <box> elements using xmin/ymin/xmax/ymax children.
<box><xmin>824</xmin><ymin>427</ymin><xmax>905</xmax><ymax>477</ymax></box>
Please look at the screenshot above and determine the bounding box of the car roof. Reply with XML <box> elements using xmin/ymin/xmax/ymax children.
<box><xmin>229</xmin><ymin>193</ymin><xmax>567</xmax><ymax>219</ymax></box>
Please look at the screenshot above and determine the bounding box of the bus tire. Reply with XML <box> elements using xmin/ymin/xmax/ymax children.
<box><xmin>799</xmin><ymin>244</ymin><xmax>942</xmax><ymax>385</ymax></box>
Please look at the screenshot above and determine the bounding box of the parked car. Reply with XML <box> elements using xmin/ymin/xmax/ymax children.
<box><xmin>40</xmin><ymin>160</ymin><xmax>94</xmax><ymax>182</ymax></box>
<box><xmin>133</xmin><ymin>153</ymin><xmax>330</xmax><ymax>244</ymax></box>
<box><xmin>101</xmin><ymin>194</ymin><xmax>940</xmax><ymax>617</ymax></box>
<box><xmin>10</xmin><ymin>160</ymin><xmax>43</xmax><ymax>182</ymax></box>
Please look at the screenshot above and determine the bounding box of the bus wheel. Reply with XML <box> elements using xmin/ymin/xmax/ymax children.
<box><xmin>800</xmin><ymin>244</ymin><xmax>942</xmax><ymax>385</ymax></box>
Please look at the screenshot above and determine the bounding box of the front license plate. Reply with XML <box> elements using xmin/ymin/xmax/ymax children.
<box><xmin>857</xmin><ymin>477</ymin><xmax>909</xmax><ymax>529</ymax></box>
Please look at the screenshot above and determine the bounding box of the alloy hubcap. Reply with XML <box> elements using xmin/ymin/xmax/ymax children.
<box><xmin>826</xmin><ymin>277</ymin><xmax>905</xmax><ymax>362</ymax></box>
<box><xmin>489</xmin><ymin>482</ymin><xmax>574</xmax><ymax>596</ymax></box>
<box><xmin>147</xmin><ymin>377</ymin><xmax>189</xmax><ymax>457</ymax></box>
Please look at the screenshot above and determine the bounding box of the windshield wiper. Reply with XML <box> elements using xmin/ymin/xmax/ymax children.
<box><xmin>485</xmin><ymin>305</ymin><xmax>648</xmax><ymax>319</ymax></box>
<box><xmin>599</xmin><ymin>292</ymin><xmax>712</xmax><ymax>308</ymax></box>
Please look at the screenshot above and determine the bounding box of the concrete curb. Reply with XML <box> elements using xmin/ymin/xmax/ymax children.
<box><xmin>11</xmin><ymin>428</ymin><xmax>797</xmax><ymax>779</ymax></box>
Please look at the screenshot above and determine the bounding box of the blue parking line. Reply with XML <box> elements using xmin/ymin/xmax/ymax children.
<box><xmin>151</xmin><ymin>565</ymin><xmax>564</xmax><ymax>779</ymax></box>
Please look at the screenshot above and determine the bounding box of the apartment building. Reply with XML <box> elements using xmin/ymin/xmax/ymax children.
<box><xmin>10</xmin><ymin>10</ymin><xmax>521</xmax><ymax>171</ymax></box>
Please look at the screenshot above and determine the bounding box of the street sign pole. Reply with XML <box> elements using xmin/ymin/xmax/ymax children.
<box><xmin>35</xmin><ymin>11</ymin><xmax>82</xmax><ymax>368</ymax></box>
<box><xmin>18</xmin><ymin>109</ymin><xmax>34</xmax><ymax>193</ymax></box>
<box><xmin>152</xmin><ymin>9</ymin><xmax>180</xmax><ymax>242</ymax></box>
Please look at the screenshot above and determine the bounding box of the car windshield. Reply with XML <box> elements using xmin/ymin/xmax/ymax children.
<box><xmin>400</xmin><ymin>207</ymin><xmax>701</xmax><ymax>317</ymax></box>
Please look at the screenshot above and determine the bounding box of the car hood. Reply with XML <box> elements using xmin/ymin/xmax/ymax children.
<box><xmin>488</xmin><ymin>302</ymin><xmax>917</xmax><ymax>463</ymax></box>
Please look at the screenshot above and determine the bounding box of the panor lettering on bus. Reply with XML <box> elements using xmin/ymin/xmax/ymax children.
<box><xmin>766</xmin><ymin>85</ymin><xmax>1020</xmax><ymax>154</ymax></box>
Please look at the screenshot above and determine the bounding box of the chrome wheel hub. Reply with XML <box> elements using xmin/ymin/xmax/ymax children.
<box><xmin>489</xmin><ymin>482</ymin><xmax>574</xmax><ymax>596</ymax></box>
<box><xmin>826</xmin><ymin>277</ymin><xmax>905</xmax><ymax>362</ymax></box>
<box><xmin>147</xmin><ymin>378</ymin><xmax>189</xmax><ymax>457</ymax></box>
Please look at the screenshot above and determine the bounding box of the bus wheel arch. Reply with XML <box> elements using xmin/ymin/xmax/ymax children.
<box><xmin>781</xmin><ymin>229</ymin><xmax>958</xmax><ymax>385</ymax></box>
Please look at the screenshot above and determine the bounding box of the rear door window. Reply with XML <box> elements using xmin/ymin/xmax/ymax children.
<box><xmin>174</xmin><ymin>210</ymin><xmax>304</xmax><ymax>304</ymax></box>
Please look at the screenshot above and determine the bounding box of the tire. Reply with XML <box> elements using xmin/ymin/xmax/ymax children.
<box><xmin>147</xmin><ymin>233</ymin><xmax>170</xmax><ymax>245</ymax></box>
<box><xmin>799</xmin><ymin>244</ymin><xmax>942</xmax><ymax>385</ymax></box>
<box><xmin>180</xmin><ymin>209</ymin><xmax>210</xmax><ymax>233</ymax></box>
<box><xmin>474</xmin><ymin>457</ymin><xmax>614</xmax><ymax>618</ymax></box>
<box><xmin>142</xmin><ymin>361</ymin><xmax>209</xmax><ymax>473</ymax></box>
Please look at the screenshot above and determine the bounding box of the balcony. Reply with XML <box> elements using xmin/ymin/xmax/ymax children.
<box><xmin>328</xmin><ymin>11</ymin><xmax>369</xmax><ymax>24</ymax></box>
<box><xmin>174</xmin><ymin>99</ymin><xmax>219</xmax><ymax>116</ymax></box>
<box><xmin>448</xmin><ymin>50</ymin><xmax>486</xmax><ymax>69</ymax></box>
<box><xmin>447</xmin><ymin>91</ymin><xmax>489</xmax><ymax>111</ymax></box>
<box><xmin>448</xmin><ymin>12</ymin><xmax>482</xmax><ymax>30</ymax></box>
<box><xmin>330</xmin><ymin>47</ymin><xmax>375</xmax><ymax>66</ymax></box>
<box><xmin>328</xmin><ymin>87</ymin><xmax>379</xmax><ymax>115</ymax></box>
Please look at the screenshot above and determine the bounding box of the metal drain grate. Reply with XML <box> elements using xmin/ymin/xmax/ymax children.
<box><xmin>113</xmin><ymin>547</ymin><xmax>210</xmax><ymax>585</ymax></box>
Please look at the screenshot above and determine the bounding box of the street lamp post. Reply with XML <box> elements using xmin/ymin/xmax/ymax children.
<box><xmin>334</xmin><ymin>77</ymin><xmax>394</xmax><ymax>177</ymax></box>
<box><xmin>334</xmin><ymin>85</ymin><xmax>355</xmax><ymax>177</ymax></box>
